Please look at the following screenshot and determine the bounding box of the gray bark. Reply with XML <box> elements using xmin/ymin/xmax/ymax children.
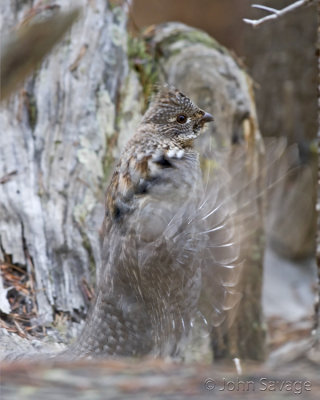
<box><xmin>0</xmin><ymin>0</ymin><xmax>131</xmax><ymax>325</ymax></box>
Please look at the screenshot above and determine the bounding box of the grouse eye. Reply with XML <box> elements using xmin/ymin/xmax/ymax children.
<box><xmin>176</xmin><ymin>114</ymin><xmax>187</xmax><ymax>124</ymax></box>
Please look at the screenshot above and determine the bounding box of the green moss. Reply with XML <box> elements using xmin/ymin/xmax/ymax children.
<box><xmin>26</xmin><ymin>92</ymin><xmax>37</xmax><ymax>130</ymax></box>
<box><xmin>127</xmin><ymin>27</ymin><xmax>229</xmax><ymax>106</ymax></box>
<box><xmin>127</xmin><ymin>35</ymin><xmax>159</xmax><ymax>105</ymax></box>
<box><xmin>81</xmin><ymin>232</ymin><xmax>96</xmax><ymax>282</ymax></box>
<box><xmin>158</xmin><ymin>29</ymin><xmax>227</xmax><ymax>54</ymax></box>
<box><xmin>108</xmin><ymin>0</ymin><xmax>121</xmax><ymax>11</ymax></box>
<box><xmin>102</xmin><ymin>152</ymin><xmax>114</xmax><ymax>182</ymax></box>
<box><xmin>309</xmin><ymin>139</ymin><xmax>318</xmax><ymax>155</ymax></box>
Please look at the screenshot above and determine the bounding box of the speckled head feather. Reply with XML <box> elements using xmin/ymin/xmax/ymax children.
<box><xmin>142</xmin><ymin>85</ymin><xmax>213</xmax><ymax>143</ymax></box>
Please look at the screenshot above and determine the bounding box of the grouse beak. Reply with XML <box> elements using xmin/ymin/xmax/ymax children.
<box><xmin>198</xmin><ymin>112</ymin><xmax>214</xmax><ymax>128</ymax></box>
<box><xmin>201</xmin><ymin>112</ymin><xmax>214</xmax><ymax>124</ymax></box>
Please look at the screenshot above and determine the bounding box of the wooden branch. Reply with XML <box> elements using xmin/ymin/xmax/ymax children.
<box><xmin>243</xmin><ymin>0</ymin><xmax>311</xmax><ymax>27</ymax></box>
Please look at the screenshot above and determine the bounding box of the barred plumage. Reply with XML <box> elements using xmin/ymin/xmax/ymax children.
<box><xmin>67</xmin><ymin>86</ymin><xmax>244</xmax><ymax>359</ymax></box>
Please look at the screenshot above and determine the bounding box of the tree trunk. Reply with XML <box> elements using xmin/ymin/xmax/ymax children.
<box><xmin>0</xmin><ymin>0</ymin><xmax>132</xmax><ymax>329</ymax></box>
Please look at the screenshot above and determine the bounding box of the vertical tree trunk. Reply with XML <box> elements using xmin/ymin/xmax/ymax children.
<box><xmin>0</xmin><ymin>0</ymin><xmax>131</xmax><ymax>328</ymax></box>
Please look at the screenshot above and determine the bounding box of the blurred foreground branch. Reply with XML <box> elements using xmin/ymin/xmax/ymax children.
<box><xmin>0</xmin><ymin>7</ymin><xmax>80</xmax><ymax>101</ymax></box>
<box><xmin>243</xmin><ymin>0</ymin><xmax>312</xmax><ymax>27</ymax></box>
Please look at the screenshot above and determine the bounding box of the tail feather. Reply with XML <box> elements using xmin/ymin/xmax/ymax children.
<box><xmin>192</xmin><ymin>138</ymin><xmax>311</xmax><ymax>338</ymax></box>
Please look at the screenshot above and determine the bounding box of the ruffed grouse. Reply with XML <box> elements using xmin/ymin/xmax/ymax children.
<box><xmin>68</xmin><ymin>85</ymin><xmax>240</xmax><ymax>359</ymax></box>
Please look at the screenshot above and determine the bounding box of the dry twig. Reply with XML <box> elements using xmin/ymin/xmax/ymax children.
<box><xmin>243</xmin><ymin>0</ymin><xmax>312</xmax><ymax>27</ymax></box>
